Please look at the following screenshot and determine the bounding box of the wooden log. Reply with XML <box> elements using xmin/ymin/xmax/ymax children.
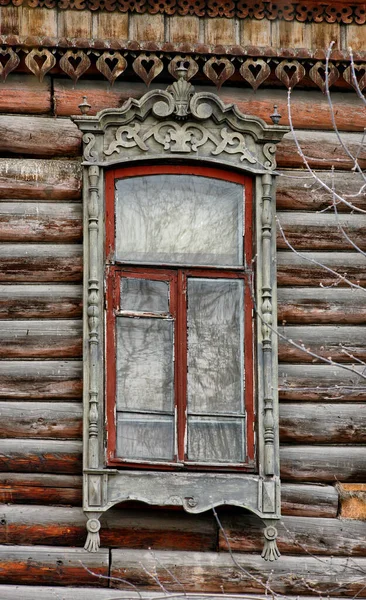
<box><xmin>277</xmin><ymin>251</ymin><xmax>366</xmax><ymax>287</ymax></box>
<box><xmin>218</xmin><ymin>513</ymin><xmax>366</xmax><ymax>556</ymax></box>
<box><xmin>0</xmin><ymin>244</ymin><xmax>82</xmax><ymax>282</ymax></box>
<box><xmin>0</xmin><ymin>320</ymin><xmax>82</xmax><ymax>358</ymax></box>
<box><xmin>281</xmin><ymin>483</ymin><xmax>338</xmax><ymax>518</ymax></box>
<box><xmin>0</xmin><ymin>505</ymin><xmax>216</xmax><ymax>551</ymax></box>
<box><xmin>0</xmin><ymin>75</ymin><xmax>51</xmax><ymax>115</ymax></box>
<box><xmin>276</xmin><ymin>170</ymin><xmax>366</xmax><ymax>212</ymax></box>
<box><xmin>277</xmin><ymin>131</ymin><xmax>366</xmax><ymax>170</ymax></box>
<box><xmin>280</xmin><ymin>403</ymin><xmax>366</xmax><ymax>444</ymax></box>
<box><xmin>0</xmin><ymin>545</ymin><xmax>108</xmax><ymax>587</ymax></box>
<box><xmin>280</xmin><ymin>446</ymin><xmax>366</xmax><ymax>483</ymax></box>
<box><xmin>0</xmin><ymin>116</ymin><xmax>82</xmax><ymax>158</ymax></box>
<box><xmin>277</xmin><ymin>212</ymin><xmax>366</xmax><ymax>251</ymax></box>
<box><xmin>0</xmin><ymin>474</ymin><xmax>82</xmax><ymax>506</ymax></box>
<box><xmin>0</xmin><ymin>361</ymin><xmax>82</xmax><ymax>399</ymax></box>
<box><xmin>0</xmin><ymin>202</ymin><xmax>82</xmax><ymax>243</ymax></box>
<box><xmin>279</xmin><ymin>364</ymin><xmax>366</xmax><ymax>401</ymax></box>
<box><xmin>277</xmin><ymin>288</ymin><xmax>366</xmax><ymax>325</ymax></box>
<box><xmin>110</xmin><ymin>548</ymin><xmax>366</xmax><ymax>595</ymax></box>
<box><xmin>0</xmin><ymin>402</ymin><xmax>82</xmax><ymax>439</ymax></box>
<box><xmin>278</xmin><ymin>325</ymin><xmax>366</xmax><ymax>363</ymax></box>
<box><xmin>0</xmin><ymin>158</ymin><xmax>81</xmax><ymax>200</ymax></box>
<box><xmin>0</xmin><ymin>439</ymin><xmax>82</xmax><ymax>474</ymax></box>
<box><xmin>0</xmin><ymin>284</ymin><xmax>82</xmax><ymax>320</ymax></box>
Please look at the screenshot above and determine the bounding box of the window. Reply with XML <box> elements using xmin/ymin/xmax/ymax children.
<box><xmin>105</xmin><ymin>166</ymin><xmax>254</xmax><ymax>469</ymax></box>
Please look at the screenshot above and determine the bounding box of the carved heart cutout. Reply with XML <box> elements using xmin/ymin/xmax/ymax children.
<box><xmin>168</xmin><ymin>55</ymin><xmax>198</xmax><ymax>81</ymax></box>
<box><xmin>343</xmin><ymin>64</ymin><xmax>366</xmax><ymax>92</ymax></box>
<box><xmin>203</xmin><ymin>57</ymin><xmax>235</xmax><ymax>90</ymax></box>
<box><xmin>96</xmin><ymin>52</ymin><xmax>127</xmax><ymax>86</ymax></box>
<box><xmin>59</xmin><ymin>50</ymin><xmax>91</xmax><ymax>84</ymax></box>
<box><xmin>25</xmin><ymin>48</ymin><xmax>56</xmax><ymax>83</ymax></box>
<box><xmin>132</xmin><ymin>54</ymin><xmax>163</xmax><ymax>87</ymax></box>
<box><xmin>0</xmin><ymin>48</ymin><xmax>20</xmax><ymax>83</ymax></box>
<box><xmin>240</xmin><ymin>59</ymin><xmax>270</xmax><ymax>91</ymax></box>
<box><xmin>275</xmin><ymin>60</ymin><xmax>305</xmax><ymax>89</ymax></box>
<box><xmin>309</xmin><ymin>61</ymin><xmax>340</xmax><ymax>93</ymax></box>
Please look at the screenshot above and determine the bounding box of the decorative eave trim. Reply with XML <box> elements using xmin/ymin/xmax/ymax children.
<box><xmin>0</xmin><ymin>0</ymin><xmax>365</xmax><ymax>23</ymax></box>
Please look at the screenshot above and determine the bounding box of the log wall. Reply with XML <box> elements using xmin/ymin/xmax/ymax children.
<box><xmin>0</xmin><ymin>48</ymin><xmax>365</xmax><ymax>597</ymax></box>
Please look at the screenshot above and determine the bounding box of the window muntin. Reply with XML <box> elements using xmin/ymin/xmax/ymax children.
<box><xmin>106</xmin><ymin>166</ymin><xmax>254</xmax><ymax>470</ymax></box>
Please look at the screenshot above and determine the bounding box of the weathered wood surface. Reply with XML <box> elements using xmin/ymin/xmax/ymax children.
<box><xmin>0</xmin><ymin>159</ymin><xmax>81</xmax><ymax>200</ymax></box>
<box><xmin>279</xmin><ymin>364</ymin><xmax>366</xmax><ymax>401</ymax></box>
<box><xmin>0</xmin><ymin>402</ymin><xmax>82</xmax><ymax>439</ymax></box>
<box><xmin>278</xmin><ymin>325</ymin><xmax>366</xmax><ymax>363</ymax></box>
<box><xmin>280</xmin><ymin>403</ymin><xmax>366</xmax><ymax>443</ymax></box>
<box><xmin>280</xmin><ymin>446</ymin><xmax>366</xmax><ymax>482</ymax></box>
<box><xmin>0</xmin><ymin>285</ymin><xmax>82</xmax><ymax>319</ymax></box>
<box><xmin>110</xmin><ymin>549</ymin><xmax>366</xmax><ymax>595</ymax></box>
<box><xmin>281</xmin><ymin>483</ymin><xmax>338</xmax><ymax>518</ymax></box>
<box><xmin>0</xmin><ymin>505</ymin><xmax>216</xmax><ymax>551</ymax></box>
<box><xmin>0</xmin><ymin>545</ymin><xmax>108</xmax><ymax>587</ymax></box>
<box><xmin>0</xmin><ymin>244</ymin><xmax>82</xmax><ymax>282</ymax></box>
<box><xmin>276</xmin><ymin>170</ymin><xmax>366</xmax><ymax>212</ymax></box>
<box><xmin>0</xmin><ymin>439</ymin><xmax>82</xmax><ymax>474</ymax></box>
<box><xmin>277</xmin><ymin>212</ymin><xmax>366</xmax><ymax>251</ymax></box>
<box><xmin>0</xmin><ymin>202</ymin><xmax>82</xmax><ymax>242</ymax></box>
<box><xmin>0</xmin><ymin>361</ymin><xmax>82</xmax><ymax>399</ymax></box>
<box><xmin>218</xmin><ymin>513</ymin><xmax>366</xmax><ymax>556</ymax></box>
<box><xmin>277</xmin><ymin>251</ymin><xmax>366</xmax><ymax>287</ymax></box>
<box><xmin>277</xmin><ymin>131</ymin><xmax>366</xmax><ymax>170</ymax></box>
<box><xmin>0</xmin><ymin>76</ymin><xmax>51</xmax><ymax>115</ymax></box>
<box><xmin>0</xmin><ymin>116</ymin><xmax>81</xmax><ymax>158</ymax></box>
<box><xmin>0</xmin><ymin>320</ymin><xmax>82</xmax><ymax>358</ymax></box>
<box><xmin>0</xmin><ymin>474</ymin><xmax>82</xmax><ymax>506</ymax></box>
<box><xmin>277</xmin><ymin>288</ymin><xmax>366</xmax><ymax>325</ymax></box>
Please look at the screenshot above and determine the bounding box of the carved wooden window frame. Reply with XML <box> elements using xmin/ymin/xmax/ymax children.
<box><xmin>73</xmin><ymin>67</ymin><xmax>288</xmax><ymax>559</ymax></box>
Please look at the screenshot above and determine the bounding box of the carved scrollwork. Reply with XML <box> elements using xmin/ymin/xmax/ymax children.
<box><xmin>83</xmin><ymin>133</ymin><xmax>97</xmax><ymax>162</ymax></box>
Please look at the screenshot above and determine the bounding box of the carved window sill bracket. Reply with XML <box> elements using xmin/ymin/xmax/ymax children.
<box><xmin>73</xmin><ymin>65</ymin><xmax>288</xmax><ymax>562</ymax></box>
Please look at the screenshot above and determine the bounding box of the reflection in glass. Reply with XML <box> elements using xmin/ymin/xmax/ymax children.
<box><xmin>120</xmin><ymin>278</ymin><xmax>169</xmax><ymax>313</ymax></box>
<box><xmin>115</xmin><ymin>174</ymin><xmax>243</xmax><ymax>266</ymax></box>
<box><xmin>117</xmin><ymin>413</ymin><xmax>174</xmax><ymax>461</ymax></box>
<box><xmin>188</xmin><ymin>416</ymin><xmax>244</xmax><ymax>462</ymax></box>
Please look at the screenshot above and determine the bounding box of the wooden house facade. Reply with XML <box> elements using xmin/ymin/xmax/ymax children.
<box><xmin>0</xmin><ymin>0</ymin><xmax>365</xmax><ymax>597</ymax></box>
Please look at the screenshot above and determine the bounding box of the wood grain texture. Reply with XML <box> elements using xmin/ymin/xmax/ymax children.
<box><xmin>0</xmin><ymin>285</ymin><xmax>82</xmax><ymax>319</ymax></box>
<box><xmin>218</xmin><ymin>513</ymin><xmax>366</xmax><ymax>556</ymax></box>
<box><xmin>110</xmin><ymin>549</ymin><xmax>366</xmax><ymax>595</ymax></box>
<box><xmin>278</xmin><ymin>325</ymin><xmax>366</xmax><ymax>363</ymax></box>
<box><xmin>0</xmin><ymin>361</ymin><xmax>82</xmax><ymax>399</ymax></box>
<box><xmin>279</xmin><ymin>363</ymin><xmax>366</xmax><ymax>401</ymax></box>
<box><xmin>276</xmin><ymin>170</ymin><xmax>366</xmax><ymax>211</ymax></box>
<box><xmin>0</xmin><ymin>402</ymin><xmax>82</xmax><ymax>439</ymax></box>
<box><xmin>277</xmin><ymin>251</ymin><xmax>366</xmax><ymax>287</ymax></box>
<box><xmin>0</xmin><ymin>244</ymin><xmax>82</xmax><ymax>282</ymax></box>
<box><xmin>0</xmin><ymin>75</ymin><xmax>51</xmax><ymax>114</ymax></box>
<box><xmin>0</xmin><ymin>158</ymin><xmax>81</xmax><ymax>200</ymax></box>
<box><xmin>0</xmin><ymin>116</ymin><xmax>81</xmax><ymax>158</ymax></box>
<box><xmin>277</xmin><ymin>288</ymin><xmax>366</xmax><ymax>325</ymax></box>
<box><xmin>0</xmin><ymin>439</ymin><xmax>82</xmax><ymax>474</ymax></box>
<box><xmin>0</xmin><ymin>545</ymin><xmax>108</xmax><ymax>586</ymax></box>
<box><xmin>280</xmin><ymin>403</ymin><xmax>366</xmax><ymax>443</ymax></box>
<box><xmin>0</xmin><ymin>202</ymin><xmax>82</xmax><ymax>243</ymax></box>
<box><xmin>0</xmin><ymin>473</ymin><xmax>82</xmax><ymax>506</ymax></box>
<box><xmin>281</xmin><ymin>446</ymin><xmax>366</xmax><ymax>482</ymax></box>
<box><xmin>281</xmin><ymin>483</ymin><xmax>338</xmax><ymax>518</ymax></box>
<box><xmin>0</xmin><ymin>505</ymin><xmax>216</xmax><ymax>551</ymax></box>
<box><xmin>0</xmin><ymin>320</ymin><xmax>82</xmax><ymax>358</ymax></box>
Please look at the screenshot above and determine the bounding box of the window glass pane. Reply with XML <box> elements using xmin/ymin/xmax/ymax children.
<box><xmin>120</xmin><ymin>278</ymin><xmax>169</xmax><ymax>313</ymax></box>
<box><xmin>117</xmin><ymin>413</ymin><xmax>174</xmax><ymax>461</ymax></box>
<box><xmin>115</xmin><ymin>175</ymin><xmax>243</xmax><ymax>266</ymax></box>
<box><xmin>187</xmin><ymin>278</ymin><xmax>244</xmax><ymax>414</ymax></box>
<box><xmin>187</xmin><ymin>416</ymin><xmax>245</xmax><ymax>463</ymax></box>
<box><xmin>116</xmin><ymin>318</ymin><xmax>174</xmax><ymax>413</ymax></box>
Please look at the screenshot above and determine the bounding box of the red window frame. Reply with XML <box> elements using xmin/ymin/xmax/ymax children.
<box><xmin>105</xmin><ymin>165</ymin><xmax>255</xmax><ymax>471</ymax></box>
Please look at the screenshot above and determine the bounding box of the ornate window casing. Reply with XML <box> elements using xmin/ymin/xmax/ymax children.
<box><xmin>73</xmin><ymin>66</ymin><xmax>288</xmax><ymax>560</ymax></box>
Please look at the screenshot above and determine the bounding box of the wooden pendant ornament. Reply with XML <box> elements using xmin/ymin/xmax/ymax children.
<box><xmin>168</xmin><ymin>55</ymin><xmax>198</xmax><ymax>81</ymax></box>
<box><xmin>25</xmin><ymin>48</ymin><xmax>56</xmax><ymax>83</ymax></box>
<box><xmin>132</xmin><ymin>53</ymin><xmax>164</xmax><ymax>87</ymax></box>
<box><xmin>343</xmin><ymin>64</ymin><xmax>366</xmax><ymax>92</ymax></box>
<box><xmin>240</xmin><ymin>59</ymin><xmax>271</xmax><ymax>91</ymax></box>
<box><xmin>96</xmin><ymin>52</ymin><xmax>127</xmax><ymax>86</ymax></box>
<box><xmin>60</xmin><ymin>50</ymin><xmax>91</xmax><ymax>84</ymax></box>
<box><xmin>309</xmin><ymin>61</ymin><xmax>340</xmax><ymax>93</ymax></box>
<box><xmin>275</xmin><ymin>60</ymin><xmax>305</xmax><ymax>89</ymax></box>
<box><xmin>0</xmin><ymin>48</ymin><xmax>20</xmax><ymax>83</ymax></box>
<box><xmin>203</xmin><ymin>57</ymin><xmax>235</xmax><ymax>90</ymax></box>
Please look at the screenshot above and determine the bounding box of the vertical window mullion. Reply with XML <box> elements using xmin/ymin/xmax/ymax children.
<box><xmin>176</xmin><ymin>269</ymin><xmax>187</xmax><ymax>462</ymax></box>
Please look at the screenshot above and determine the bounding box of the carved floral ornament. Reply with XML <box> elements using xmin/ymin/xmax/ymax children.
<box><xmin>0</xmin><ymin>0</ymin><xmax>365</xmax><ymax>23</ymax></box>
<box><xmin>0</xmin><ymin>45</ymin><xmax>365</xmax><ymax>91</ymax></box>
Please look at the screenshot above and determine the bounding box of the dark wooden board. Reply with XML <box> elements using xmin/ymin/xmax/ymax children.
<box><xmin>0</xmin><ymin>320</ymin><xmax>82</xmax><ymax>359</ymax></box>
<box><xmin>281</xmin><ymin>446</ymin><xmax>366</xmax><ymax>482</ymax></box>
<box><xmin>0</xmin><ymin>474</ymin><xmax>82</xmax><ymax>506</ymax></box>
<box><xmin>277</xmin><ymin>251</ymin><xmax>366</xmax><ymax>287</ymax></box>
<box><xmin>278</xmin><ymin>288</ymin><xmax>366</xmax><ymax>325</ymax></box>
<box><xmin>0</xmin><ymin>439</ymin><xmax>82</xmax><ymax>474</ymax></box>
<box><xmin>0</xmin><ymin>402</ymin><xmax>82</xmax><ymax>439</ymax></box>
<box><xmin>0</xmin><ymin>75</ymin><xmax>51</xmax><ymax>115</ymax></box>
<box><xmin>0</xmin><ymin>284</ymin><xmax>82</xmax><ymax>320</ymax></box>
<box><xmin>281</xmin><ymin>483</ymin><xmax>338</xmax><ymax>518</ymax></box>
<box><xmin>0</xmin><ymin>244</ymin><xmax>82</xmax><ymax>283</ymax></box>
<box><xmin>0</xmin><ymin>361</ymin><xmax>82</xmax><ymax>399</ymax></box>
<box><xmin>279</xmin><ymin>363</ymin><xmax>366</xmax><ymax>401</ymax></box>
